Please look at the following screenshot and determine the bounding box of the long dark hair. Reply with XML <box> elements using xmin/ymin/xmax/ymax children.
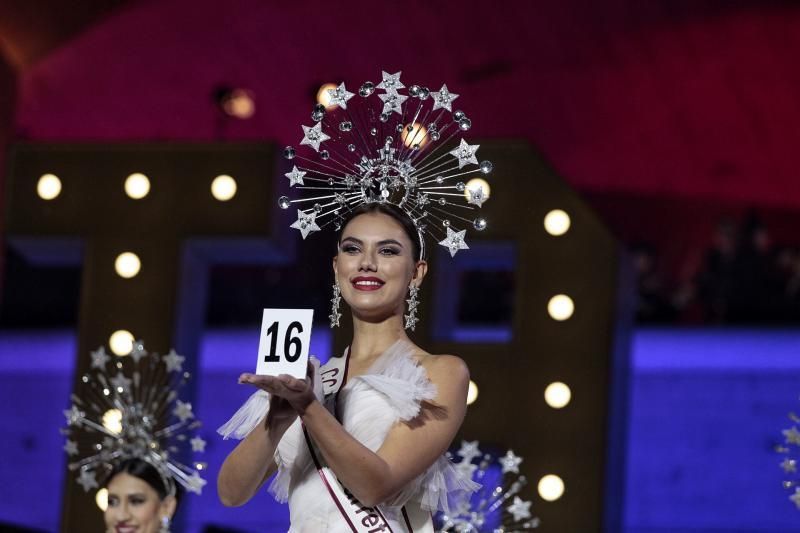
<box><xmin>338</xmin><ymin>203</ymin><xmax>423</xmax><ymax>261</ymax></box>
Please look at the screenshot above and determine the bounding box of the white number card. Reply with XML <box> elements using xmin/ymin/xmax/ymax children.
<box><xmin>256</xmin><ymin>308</ymin><xmax>314</xmax><ymax>378</ymax></box>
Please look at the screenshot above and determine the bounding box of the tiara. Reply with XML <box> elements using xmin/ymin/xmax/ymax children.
<box><xmin>279</xmin><ymin>70</ymin><xmax>493</xmax><ymax>258</ymax></box>
<box><xmin>62</xmin><ymin>341</ymin><xmax>206</xmax><ymax>496</ymax></box>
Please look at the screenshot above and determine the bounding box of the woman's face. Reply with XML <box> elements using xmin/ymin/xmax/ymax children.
<box><xmin>334</xmin><ymin>212</ymin><xmax>426</xmax><ymax>321</ymax></box>
<box><xmin>104</xmin><ymin>472</ymin><xmax>174</xmax><ymax>533</ymax></box>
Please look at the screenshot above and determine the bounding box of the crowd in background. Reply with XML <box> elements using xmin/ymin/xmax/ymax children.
<box><xmin>633</xmin><ymin>213</ymin><xmax>800</xmax><ymax>324</ymax></box>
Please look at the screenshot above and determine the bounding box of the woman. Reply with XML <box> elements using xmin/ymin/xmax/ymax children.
<box><xmin>217</xmin><ymin>203</ymin><xmax>478</xmax><ymax>531</ymax></box>
<box><xmin>104</xmin><ymin>458</ymin><xmax>177</xmax><ymax>533</ymax></box>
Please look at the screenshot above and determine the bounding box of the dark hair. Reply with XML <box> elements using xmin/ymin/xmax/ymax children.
<box><xmin>104</xmin><ymin>458</ymin><xmax>180</xmax><ymax>503</ymax></box>
<box><xmin>338</xmin><ymin>203</ymin><xmax>423</xmax><ymax>261</ymax></box>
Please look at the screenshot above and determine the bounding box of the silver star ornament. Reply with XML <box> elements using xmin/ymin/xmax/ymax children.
<box><xmin>457</xmin><ymin>440</ymin><xmax>481</xmax><ymax>463</ymax></box>
<box><xmin>507</xmin><ymin>496</ymin><xmax>533</xmax><ymax>521</ymax></box>
<box><xmin>379</xmin><ymin>91</ymin><xmax>408</xmax><ymax>115</ymax></box>
<box><xmin>438</xmin><ymin>227</ymin><xmax>469</xmax><ymax>257</ymax></box>
<box><xmin>467</xmin><ymin>185</ymin><xmax>487</xmax><ymax>207</ymax></box>
<box><xmin>190</xmin><ymin>436</ymin><xmax>207</xmax><ymax>452</ymax></box>
<box><xmin>129</xmin><ymin>339</ymin><xmax>147</xmax><ymax>363</ymax></box>
<box><xmin>431</xmin><ymin>84</ymin><xmax>459</xmax><ymax>111</ymax></box>
<box><xmin>290</xmin><ymin>210</ymin><xmax>321</xmax><ymax>239</ymax></box>
<box><xmin>500</xmin><ymin>449</ymin><xmax>523</xmax><ymax>474</ymax></box>
<box><xmin>63</xmin><ymin>439</ymin><xmax>78</xmax><ymax>456</ymax></box>
<box><xmin>449</xmin><ymin>138</ymin><xmax>480</xmax><ymax>169</ymax></box>
<box><xmin>784</xmin><ymin>426</ymin><xmax>800</xmax><ymax>445</ymax></box>
<box><xmin>162</xmin><ymin>349</ymin><xmax>185</xmax><ymax>373</ymax></box>
<box><xmin>300</xmin><ymin>122</ymin><xmax>330</xmax><ymax>152</ymax></box>
<box><xmin>327</xmin><ymin>82</ymin><xmax>355</xmax><ymax>109</ymax></box>
<box><xmin>285</xmin><ymin>166</ymin><xmax>306</xmax><ymax>187</ymax></box>
<box><xmin>377</xmin><ymin>70</ymin><xmax>404</xmax><ymax>92</ymax></box>
<box><xmin>173</xmin><ymin>400</ymin><xmax>194</xmax><ymax>422</ymax></box>
<box><xmin>90</xmin><ymin>346</ymin><xmax>110</xmax><ymax>369</ymax></box>
<box><xmin>76</xmin><ymin>468</ymin><xmax>98</xmax><ymax>492</ymax></box>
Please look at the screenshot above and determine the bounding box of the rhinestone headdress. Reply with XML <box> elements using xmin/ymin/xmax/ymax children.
<box><xmin>279</xmin><ymin>70</ymin><xmax>493</xmax><ymax>258</ymax></box>
<box><xmin>62</xmin><ymin>341</ymin><xmax>206</xmax><ymax>496</ymax></box>
<box><xmin>778</xmin><ymin>410</ymin><xmax>800</xmax><ymax>509</ymax></box>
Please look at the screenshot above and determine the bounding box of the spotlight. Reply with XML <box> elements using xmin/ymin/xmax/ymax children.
<box><xmin>538</xmin><ymin>474</ymin><xmax>565</xmax><ymax>501</ymax></box>
<box><xmin>95</xmin><ymin>488</ymin><xmax>108</xmax><ymax>511</ymax></box>
<box><xmin>102</xmin><ymin>408</ymin><xmax>122</xmax><ymax>434</ymax></box>
<box><xmin>124</xmin><ymin>173</ymin><xmax>150</xmax><ymax>199</ymax></box>
<box><xmin>401</xmin><ymin>123</ymin><xmax>428</xmax><ymax>148</ymax></box>
<box><xmin>109</xmin><ymin>330</ymin><xmax>134</xmax><ymax>356</ymax></box>
<box><xmin>211</xmin><ymin>175</ymin><xmax>237</xmax><ymax>201</ymax></box>
<box><xmin>467</xmin><ymin>380</ymin><xmax>479</xmax><ymax>405</ymax></box>
<box><xmin>544</xmin><ymin>381</ymin><xmax>571</xmax><ymax>408</ymax></box>
<box><xmin>214</xmin><ymin>87</ymin><xmax>256</xmax><ymax>119</ymax></box>
<box><xmin>316</xmin><ymin>83</ymin><xmax>338</xmax><ymax>109</ymax></box>
<box><xmin>547</xmin><ymin>294</ymin><xmax>574</xmax><ymax>321</ymax></box>
<box><xmin>114</xmin><ymin>252</ymin><xmax>141</xmax><ymax>279</ymax></box>
<box><xmin>37</xmin><ymin>174</ymin><xmax>62</xmax><ymax>200</ymax></box>
<box><xmin>544</xmin><ymin>209</ymin><xmax>571</xmax><ymax>236</ymax></box>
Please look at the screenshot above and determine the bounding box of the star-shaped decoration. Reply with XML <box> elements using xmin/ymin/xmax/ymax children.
<box><xmin>499</xmin><ymin>449</ymin><xmax>523</xmax><ymax>474</ymax></box>
<box><xmin>129</xmin><ymin>339</ymin><xmax>147</xmax><ymax>363</ymax></box>
<box><xmin>63</xmin><ymin>405</ymin><xmax>84</xmax><ymax>426</ymax></box>
<box><xmin>417</xmin><ymin>192</ymin><xmax>430</xmax><ymax>206</ymax></box>
<box><xmin>448</xmin><ymin>138</ymin><xmax>480</xmax><ymax>169</ymax></box>
<box><xmin>431</xmin><ymin>84</ymin><xmax>459</xmax><ymax>112</ymax></box>
<box><xmin>76</xmin><ymin>468</ymin><xmax>98</xmax><ymax>492</ymax></box>
<box><xmin>457</xmin><ymin>440</ymin><xmax>481</xmax><ymax>463</ymax></box>
<box><xmin>467</xmin><ymin>185</ymin><xmax>487</xmax><ymax>207</ymax></box>
<box><xmin>63</xmin><ymin>439</ymin><xmax>78</xmax><ymax>456</ymax></box>
<box><xmin>327</xmin><ymin>82</ymin><xmax>355</xmax><ymax>109</ymax></box>
<box><xmin>378</xmin><ymin>91</ymin><xmax>408</xmax><ymax>115</ymax></box>
<box><xmin>173</xmin><ymin>400</ymin><xmax>194</xmax><ymax>422</ymax></box>
<box><xmin>438</xmin><ymin>227</ymin><xmax>469</xmax><ymax>257</ymax></box>
<box><xmin>507</xmin><ymin>496</ymin><xmax>532</xmax><ymax>521</ymax></box>
<box><xmin>344</xmin><ymin>175</ymin><xmax>357</xmax><ymax>189</ymax></box>
<box><xmin>334</xmin><ymin>192</ymin><xmax>347</xmax><ymax>206</ymax></box>
<box><xmin>186</xmin><ymin>472</ymin><xmax>207</xmax><ymax>495</ymax></box>
<box><xmin>406</xmin><ymin>285</ymin><xmax>419</xmax><ymax>311</ymax></box>
<box><xmin>285</xmin><ymin>165</ymin><xmax>306</xmax><ymax>187</ymax></box>
<box><xmin>110</xmin><ymin>372</ymin><xmax>132</xmax><ymax>392</ymax></box>
<box><xmin>162</xmin><ymin>349</ymin><xmax>185</xmax><ymax>373</ymax></box>
<box><xmin>290</xmin><ymin>210</ymin><xmax>321</xmax><ymax>239</ymax></box>
<box><xmin>190</xmin><ymin>436</ymin><xmax>207</xmax><ymax>452</ymax></box>
<box><xmin>90</xmin><ymin>346</ymin><xmax>110</xmax><ymax>369</ymax></box>
<box><xmin>780</xmin><ymin>457</ymin><xmax>797</xmax><ymax>473</ymax></box>
<box><xmin>454</xmin><ymin>459</ymin><xmax>478</xmax><ymax>480</ymax></box>
<box><xmin>404</xmin><ymin>312</ymin><xmax>419</xmax><ymax>331</ymax></box>
<box><xmin>299</xmin><ymin>122</ymin><xmax>331</xmax><ymax>152</ymax></box>
<box><xmin>377</xmin><ymin>70</ymin><xmax>405</xmax><ymax>93</ymax></box>
<box><xmin>783</xmin><ymin>426</ymin><xmax>800</xmax><ymax>445</ymax></box>
<box><xmin>790</xmin><ymin>486</ymin><xmax>800</xmax><ymax>509</ymax></box>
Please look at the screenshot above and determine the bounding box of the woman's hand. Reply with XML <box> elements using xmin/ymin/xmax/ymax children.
<box><xmin>238</xmin><ymin>362</ymin><xmax>317</xmax><ymax>420</ymax></box>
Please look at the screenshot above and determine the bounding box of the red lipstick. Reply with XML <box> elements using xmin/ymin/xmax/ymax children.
<box><xmin>351</xmin><ymin>276</ymin><xmax>385</xmax><ymax>291</ymax></box>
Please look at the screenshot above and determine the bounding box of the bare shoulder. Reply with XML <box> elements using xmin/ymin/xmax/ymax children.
<box><xmin>416</xmin><ymin>352</ymin><xmax>470</xmax><ymax>387</ymax></box>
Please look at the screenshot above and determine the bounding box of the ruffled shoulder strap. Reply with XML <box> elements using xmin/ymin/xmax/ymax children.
<box><xmin>386</xmin><ymin>455</ymin><xmax>481</xmax><ymax>514</ymax></box>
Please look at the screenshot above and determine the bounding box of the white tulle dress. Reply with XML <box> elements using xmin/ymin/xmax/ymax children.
<box><xmin>218</xmin><ymin>340</ymin><xmax>478</xmax><ymax>532</ymax></box>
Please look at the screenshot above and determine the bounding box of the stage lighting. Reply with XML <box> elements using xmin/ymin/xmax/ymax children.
<box><xmin>538</xmin><ymin>474</ymin><xmax>565</xmax><ymax>501</ymax></box>
<box><xmin>544</xmin><ymin>209</ymin><xmax>571</xmax><ymax>236</ymax></box>
<box><xmin>401</xmin><ymin>123</ymin><xmax>428</xmax><ymax>148</ymax></box>
<box><xmin>37</xmin><ymin>173</ymin><xmax>61</xmax><ymax>200</ymax></box>
<box><xmin>109</xmin><ymin>330</ymin><xmax>134</xmax><ymax>356</ymax></box>
<box><xmin>95</xmin><ymin>488</ymin><xmax>108</xmax><ymax>511</ymax></box>
<box><xmin>544</xmin><ymin>382</ymin><xmax>571</xmax><ymax>408</ymax></box>
<box><xmin>214</xmin><ymin>87</ymin><xmax>256</xmax><ymax>119</ymax></box>
<box><xmin>316</xmin><ymin>83</ymin><xmax>338</xmax><ymax>109</ymax></box>
<box><xmin>102</xmin><ymin>409</ymin><xmax>122</xmax><ymax>434</ymax></box>
<box><xmin>211</xmin><ymin>174</ymin><xmax>237</xmax><ymax>201</ymax></box>
<box><xmin>467</xmin><ymin>380</ymin><xmax>479</xmax><ymax>405</ymax></box>
<box><xmin>124</xmin><ymin>173</ymin><xmax>150</xmax><ymax>199</ymax></box>
<box><xmin>464</xmin><ymin>178</ymin><xmax>491</xmax><ymax>202</ymax></box>
<box><xmin>114</xmin><ymin>252</ymin><xmax>141</xmax><ymax>279</ymax></box>
<box><xmin>547</xmin><ymin>294</ymin><xmax>574</xmax><ymax>321</ymax></box>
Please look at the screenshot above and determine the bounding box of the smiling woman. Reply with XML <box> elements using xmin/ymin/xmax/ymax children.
<box><xmin>104</xmin><ymin>459</ymin><xmax>177</xmax><ymax>533</ymax></box>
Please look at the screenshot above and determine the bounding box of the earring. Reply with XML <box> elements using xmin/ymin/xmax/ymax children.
<box><xmin>159</xmin><ymin>516</ymin><xmax>171</xmax><ymax>533</ymax></box>
<box><xmin>404</xmin><ymin>283</ymin><xmax>420</xmax><ymax>331</ymax></box>
<box><xmin>329</xmin><ymin>281</ymin><xmax>342</xmax><ymax>328</ymax></box>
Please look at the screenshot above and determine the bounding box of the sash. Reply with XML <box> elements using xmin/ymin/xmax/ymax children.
<box><xmin>303</xmin><ymin>349</ymin><xmax>433</xmax><ymax>533</ymax></box>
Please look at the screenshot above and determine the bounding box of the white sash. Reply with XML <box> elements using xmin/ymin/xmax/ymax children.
<box><xmin>303</xmin><ymin>349</ymin><xmax>433</xmax><ymax>533</ymax></box>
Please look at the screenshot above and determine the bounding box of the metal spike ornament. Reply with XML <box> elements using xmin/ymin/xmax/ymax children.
<box><xmin>279</xmin><ymin>70</ymin><xmax>492</xmax><ymax>258</ymax></box>
<box><xmin>62</xmin><ymin>342</ymin><xmax>206</xmax><ymax>496</ymax></box>
<box><xmin>777</xmin><ymin>408</ymin><xmax>800</xmax><ymax>509</ymax></box>
<box><xmin>436</xmin><ymin>440</ymin><xmax>540</xmax><ymax>532</ymax></box>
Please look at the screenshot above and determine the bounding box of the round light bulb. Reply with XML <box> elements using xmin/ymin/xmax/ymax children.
<box><xmin>95</xmin><ymin>488</ymin><xmax>109</xmax><ymax>511</ymax></box>
<box><xmin>102</xmin><ymin>408</ymin><xmax>122</xmax><ymax>434</ymax></box>
<box><xmin>538</xmin><ymin>474</ymin><xmax>565</xmax><ymax>501</ymax></box>
<box><xmin>211</xmin><ymin>175</ymin><xmax>237</xmax><ymax>201</ymax></box>
<box><xmin>401</xmin><ymin>123</ymin><xmax>428</xmax><ymax>148</ymax></box>
<box><xmin>124</xmin><ymin>173</ymin><xmax>150</xmax><ymax>199</ymax></box>
<box><xmin>109</xmin><ymin>330</ymin><xmax>134</xmax><ymax>356</ymax></box>
<box><xmin>222</xmin><ymin>89</ymin><xmax>255</xmax><ymax>119</ymax></box>
<box><xmin>544</xmin><ymin>381</ymin><xmax>571</xmax><ymax>409</ymax></box>
<box><xmin>547</xmin><ymin>294</ymin><xmax>574</xmax><ymax>321</ymax></box>
<box><xmin>37</xmin><ymin>174</ymin><xmax>62</xmax><ymax>200</ymax></box>
<box><xmin>464</xmin><ymin>178</ymin><xmax>491</xmax><ymax>202</ymax></box>
<box><xmin>114</xmin><ymin>252</ymin><xmax>141</xmax><ymax>279</ymax></box>
<box><xmin>544</xmin><ymin>209</ymin><xmax>571</xmax><ymax>236</ymax></box>
<box><xmin>466</xmin><ymin>380</ymin><xmax>479</xmax><ymax>405</ymax></box>
<box><xmin>316</xmin><ymin>83</ymin><xmax>338</xmax><ymax>109</ymax></box>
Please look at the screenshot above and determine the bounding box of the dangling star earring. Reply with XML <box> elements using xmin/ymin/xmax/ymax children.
<box><xmin>159</xmin><ymin>516</ymin><xmax>171</xmax><ymax>533</ymax></box>
<box><xmin>329</xmin><ymin>281</ymin><xmax>342</xmax><ymax>328</ymax></box>
<box><xmin>404</xmin><ymin>283</ymin><xmax>420</xmax><ymax>331</ymax></box>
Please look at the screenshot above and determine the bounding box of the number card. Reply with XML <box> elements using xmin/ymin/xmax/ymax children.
<box><xmin>256</xmin><ymin>308</ymin><xmax>314</xmax><ymax>378</ymax></box>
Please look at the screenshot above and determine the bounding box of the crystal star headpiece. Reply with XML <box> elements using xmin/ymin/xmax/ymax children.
<box><xmin>777</xmin><ymin>408</ymin><xmax>800</xmax><ymax>510</ymax></box>
<box><xmin>436</xmin><ymin>440</ymin><xmax>540</xmax><ymax>531</ymax></box>
<box><xmin>62</xmin><ymin>341</ymin><xmax>206</xmax><ymax>496</ymax></box>
<box><xmin>279</xmin><ymin>70</ymin><xmax>493</xmax><ymax>258</ymax></box>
